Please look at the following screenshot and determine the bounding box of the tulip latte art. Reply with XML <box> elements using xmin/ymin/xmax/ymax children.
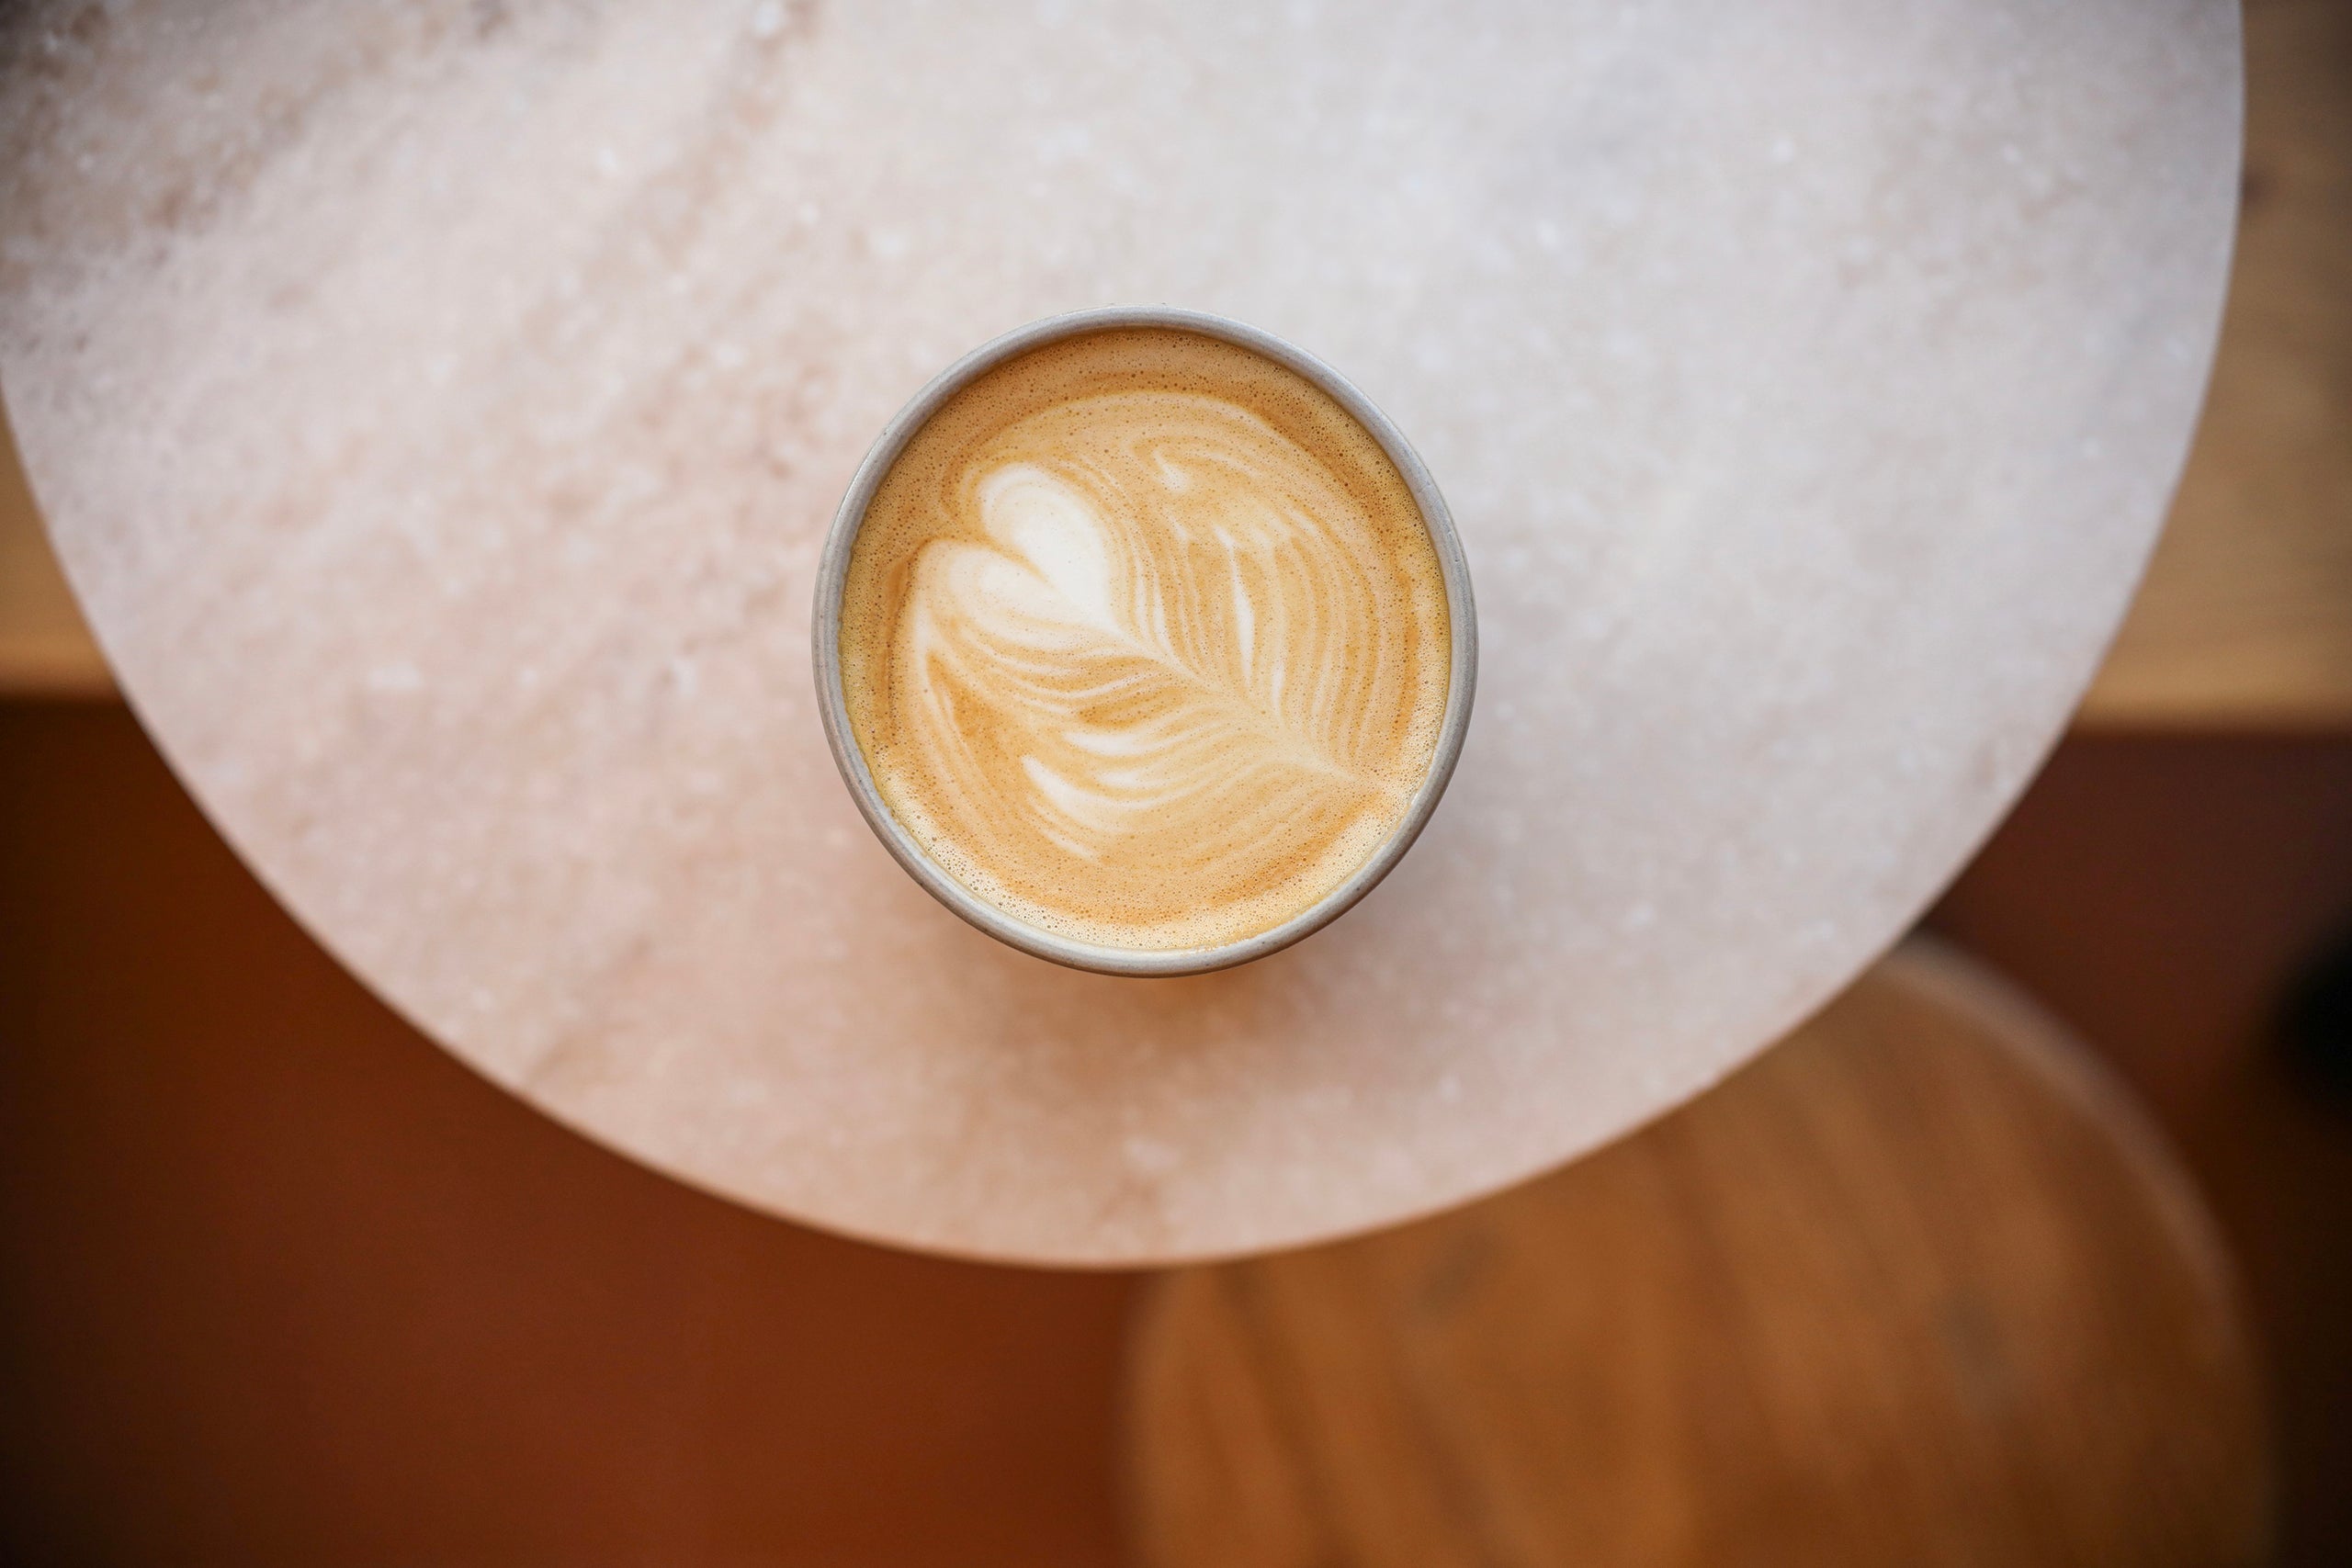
<box><xmin>839</xmin><ymin>328</ymin><xmax>1450</xmax><ymax>952</ymax></box>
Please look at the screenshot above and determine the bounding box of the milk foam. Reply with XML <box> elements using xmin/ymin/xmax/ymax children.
<box><xmin>839</xmin><ymin>328</ymin><xmax>1449</xmax><ymax>952</ymax></box>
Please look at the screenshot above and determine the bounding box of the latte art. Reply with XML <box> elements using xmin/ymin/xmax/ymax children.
<box><xmin>839</xmin><ymin>328</ymin><xmax>1450</xmax><ymax>952</ymax></box>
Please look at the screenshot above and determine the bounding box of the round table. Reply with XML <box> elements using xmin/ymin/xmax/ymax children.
<box><xmin>0</xmin><ymin>0</ymin><xmax>2240</xmax><ymax>1262</ymax></box>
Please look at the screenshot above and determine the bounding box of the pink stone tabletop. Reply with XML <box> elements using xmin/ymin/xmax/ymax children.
<box><xmin>0</xmin><ymin>0</ymin><xmax>2240</xmax><ymax>1263</ymax></box>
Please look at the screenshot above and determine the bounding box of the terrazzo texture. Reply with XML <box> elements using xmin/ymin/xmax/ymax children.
<box><xmin>0</xmin><ymin>0</ymin><xmax>2238</xmax><ymax>1262</ymax></box>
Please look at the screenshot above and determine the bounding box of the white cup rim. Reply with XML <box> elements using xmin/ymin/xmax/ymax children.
<box><xmin>811</xmin><ymin>305</ymin><xmax>1478</xmax><ymax>976</ymax></box>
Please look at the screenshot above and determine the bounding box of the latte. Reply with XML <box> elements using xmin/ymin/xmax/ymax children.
<box><xmin>836</xmin><ymin>324</ymin><xmax>1453</xmax><ymax>953</ymax></box>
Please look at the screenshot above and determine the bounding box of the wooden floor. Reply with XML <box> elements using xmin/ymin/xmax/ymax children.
<box><xmin>0</xmin><ymin>703</ymin><xmax>1136</xmax><ymax>1568</ymax></box>
<box><xmin>4</xmin><ymin>710</ymin><xmax>2351</xmax><ymax>1564</ymax></box>
<box><xmin>1932</xmin><ymin>735</ymin><xmax>2352</xmax><ymax>1567</ymax></box>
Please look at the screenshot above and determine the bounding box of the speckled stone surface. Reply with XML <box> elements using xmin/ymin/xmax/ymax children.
<box><xmin>0</xmin><ymin>0</ymin><xmax>2239</xmax><ymax>1263</ymax></box>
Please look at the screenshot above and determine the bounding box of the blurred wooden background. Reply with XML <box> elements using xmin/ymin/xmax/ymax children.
<box><xmin>10</xmin><ymin>714</ymin><xmax>2350</xmax><ymax>1565</ymax></box>
<box><xmin>5</xmin><ymin>1</ymin><xmax>2350</xmax><ymax>1563</ymax></box>
<box><xmin>1126</xmin><ymin>945</ymin><xmax>2273</xmax><ymax>1567</ymax></box>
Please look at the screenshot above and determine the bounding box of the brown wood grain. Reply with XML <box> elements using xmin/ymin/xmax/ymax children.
<box><xmin>1931</xmin><ymin>733</ymin><xmax>2352</xmax><ymax>1567</ymax></box>
<box><xmin>2079</xmin><ymin>0</ymin><xmax>2352</xmax><ymax>729</ymax></box>
<box><xmin>1125</xmin><ymin>943</ymin><xmax>2271</xmax><ymax>1568</ymax></box>
<box><xmin>0</xmin><ymin>400</ymin><xmax>106</xmax><ymax>697</ymax></box>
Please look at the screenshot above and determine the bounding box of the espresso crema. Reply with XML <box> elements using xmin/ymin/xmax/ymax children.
<box><xmin>838</xmin><ymin>327</ymin><xmax>1451</xmax><ymax>952</ymax></box>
